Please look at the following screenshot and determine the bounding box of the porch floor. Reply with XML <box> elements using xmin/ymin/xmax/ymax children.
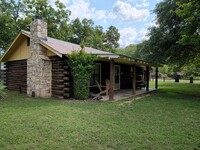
<box><xmin>100</xmin><ymin>88</ymin><xmax>156</xmax><ymax>101</ymax></box>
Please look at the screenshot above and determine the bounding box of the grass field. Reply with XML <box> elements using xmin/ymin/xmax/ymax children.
<box><xmin>0</xmin><ymin>81</ymin><xmax>199</xmax><ymax>150</ymax></box>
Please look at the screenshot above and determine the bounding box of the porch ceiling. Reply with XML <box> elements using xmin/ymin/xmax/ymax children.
<box><xmin>97</xmin><ymin>54</ymin><xmax>161</xmax><ymax>67</ymax></box>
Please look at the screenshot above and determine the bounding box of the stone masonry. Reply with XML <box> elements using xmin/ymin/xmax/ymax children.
<box><xmin>27</xmin><ymin>17</ymin><xmax>51</xmax><ymax>98</ymax></box>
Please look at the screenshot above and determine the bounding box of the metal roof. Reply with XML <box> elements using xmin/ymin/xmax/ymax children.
<box><xmin>22</xmin><ymin>30</ymin><xmax>116</xmax><ymax>55</ymax></box>
<box><xmin>1</xmin><ymin>30</ymin><xmax>161</xmax><ymax>67</ymax></box>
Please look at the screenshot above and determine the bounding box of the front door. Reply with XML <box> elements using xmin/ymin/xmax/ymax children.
<box><xmin>114</xmin><ymin>65</ymin><xmax>120</xmax><ymax>90</ymax></box>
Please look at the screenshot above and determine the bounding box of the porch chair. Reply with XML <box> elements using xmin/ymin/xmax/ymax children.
<box><xmin>96</xmin><ymin>79</ymin><xmax>110</xmax><ymax>96</ymax></box>
<box><xmin>92</xmin><ymin>79</ymin><xmax>110</xmax><ymax>100</ymax></box>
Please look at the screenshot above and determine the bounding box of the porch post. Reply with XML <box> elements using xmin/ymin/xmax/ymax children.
<box><xmin>132</xmin><ymin>64</ymin><xmax>136</xmax><ymax>95</ymax></box>
<box><xmin>146</xmin><ymin>66</ymin><xmax>149</xmax><ymax>91</ymax></box>
<box><xmin>109</xmin><ymin>59</ymin><xmax>114</xmax><ymax>100</ymax></box>
<box><xmin>155</xmin><ymin>67</ymin><xmax>158</xmax><ymax>89</ymax></box>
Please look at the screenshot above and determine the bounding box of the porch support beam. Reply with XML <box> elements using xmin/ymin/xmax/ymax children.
<box><xmin>146</xmin><ymin>66</ymin><xmax>149</xmax><ymax>91</ymax></box>
<box><xmin>132</xmin><ymin>64</ymin><xmax>136</xmax><ymax>95</ymax></box>
<box><xmin>155</xmin><ymin>67</ymin><xmax>158</xmax><ymax>89</ymax></box>
<box><xmin>109</xmin><ymin>59</ymin><xmax>114</xmax><ymax>100</ymax></box>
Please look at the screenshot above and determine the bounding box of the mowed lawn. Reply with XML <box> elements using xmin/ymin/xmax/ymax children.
<box><xmin>0</xmin><ymin>81</ymin><xmax>200</xmax><ymax>150</ymax></box>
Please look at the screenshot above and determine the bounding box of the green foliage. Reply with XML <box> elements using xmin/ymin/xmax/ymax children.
<box><xmin>180</xmin><ymin>55</ymin><xmax>200</xmax><ymax>77</ymax></box>
<box><xmin>158</xmin><ymin>65</ymin><xmax>178</xmax><ymax>77</ymax></box>
<box><xmin>137</xmin><ymin>0</ymin><xmax>200</xmax><ymax>66</ymax></box>
<box><xmin>67</xmin><ymin>50</ymin><xmax>97</xmax><ymax>100</ymax></box>
<box><xmin>104</xmin><ymin>25</ymin><xmax>120</xmax><ymax>52</ymax></box>
<box><xmin>175</xmin><ymin>0</ymin><xmax>200</xmax><ymax>52</ymax></box>
<box><xmin>0</xmin><ymin>82</ymin><xmax>6</xmax><ymax>99</ymax></box>
<box><xmin>0</xmin><ymin>0</ymin><xmax>71</xmax><ymax>49</ymax></box>
<box><xmin>69</xmin><ymin>18</ymin><xmax>120</xmax><ymax>52</ymax></box>
<box><xmin>0</xmin><ymin>0</ymin><xmax>120</xmax><ymax>52</ymax></box>
<box><xmin>116</xmin><ymin>44</ymin><xmax>137</xmax><ymax>57</ymax></box>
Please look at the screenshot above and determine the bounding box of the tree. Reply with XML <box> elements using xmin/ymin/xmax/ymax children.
<box><xmin>0</xmin><ymin>0</ymin><xmax>71</xmax><ymax>50</ymax></box>
<box><xmin>115</xmin><ymin>44</ymin><xmax>137</xmax><ymax>57</ymax></box>
<box><xmin>0</xmin><ymin>0</ymin><xmax>27</xmax><ymax>49</ymax></box>
<box><xmin>69</xmin><ymin>18</ymin><xmax>95</xmax><ymax>46</ymax></box>
<box><xmin>89</xmin><ymin>25</ymin><xmax>105</xmax><ymax>50</ymax></box>
<box><xmin>175</xmin><ymin>0</ymin><xmax>200</xmax><ymax>52</ymax></box>
<box><xmin>22</xmin><ymin>0</ymin><xmax>71</xmax><ymax>41</ymax></box>
<box><xmin>104</xmin><ymin>26</ymin><xmax>120</xmax><ymax>52</ymax></box>
<box><xmin>70</xmin><ymin>18</ymin><xmax>120</xmax><ymax>52</ymax></box>
<box><xmin>137</xmin><ymin>0</ymin><xmax>199</xmax><ymax>67</ymax></box>
<box><xmin>0</xmin><ymin>0</ymin><xmax>120</xmax><ymax>53</ymax></box>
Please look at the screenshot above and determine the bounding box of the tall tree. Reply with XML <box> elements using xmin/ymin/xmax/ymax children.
<box><xmin>137</xmin><ymin>0</ymin><xmax>199</xmax><ymax>67</ymax></box>
<box><xmin>0</xmin><ymin>0</ymin><xmax>120</xmax><ymax>53</ymax></box>
<box><xmin>116</xmin><ymin>44</ymin><xmax>137</xmax><ymax>57</ymax></box>
<box><xmin>70</xmin><ymin>18</ymin><xmax>120</xmax><ymax>52</ymax></box>
<box><xmin>175</xmin><ymin>0</ymin><xmax>200</xmax><ymax>53</ymax></box>
<box><xmin>69</xmin><ymin>18</ymin><xmax>95</xmax><ymax>46</ymax></box>
<box><xmin>104</xmin><ymin>26</ymin><xmax>120</xmax><ymax>52</ymax></box>
<box><xmin>0</xmin><ymin>0</ymin><xmax>71</xmax><ymax>50</ymax></box>
<box><xmin>22</xmin><ymin>0</ymin><xmax>71</xmax><ymax>41</ymax></box>
<box><xmin>0</xmin><ymin>0</ymin><xmax>27</xmax><ymax>49</ymax></box>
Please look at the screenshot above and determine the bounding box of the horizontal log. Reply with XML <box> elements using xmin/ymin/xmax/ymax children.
<box><xmin>52</xmin><ymin>68</ymin><xmax>64</xmax><ymax>71</ymax></box>
<box><xmin>63</xmin><ymin>88</ymin><xmax>70</xmax><ymax>92</ymax></box>
<box><xmin>63</xmin><ymin>66</ymin><xmax>69</xmax><ymax>69</ymax></box>
<box><xmin>53</xmin><ymin>90</ymin><xmax>64</xmax><ymax>94</ymax></box>
<box><xmin>6</xmin><ymin>65</ymin><xmax>26</xmax><ymax>68</ymax></box>
<box><xmin>56</xmin><ymin>85</ymin><xmax>65</xmax><ymax>88</ymax></box>
<box><xmin>52</xmin><ymin>87</ymin><xmax>63</xmax><ymax>91</ymax></box>
<box><xmin>63</xmin><ymin>77</ymin><xmax>70</xmax><ymax>81</ymax></box>
<box><xmin>63</xmin><ymin>71</ymin><xmax>70</xmax><ymax>75</ymax></box>
<box><xmin>6</xmin><ymin>74</ymin><xmax>27</xmax><ymax>76</ymax></box>
<box><xmin>55</xmin><ymin>74</ymin><xmax>65</xmax><ymax>77</ymax></box>
<box><xmin>6</xmin><ymin>64</ymin><xmax>26</xmax><ymax>66</ymax></box>
<box><xmin>52</xmin><ymin>79</ymin><xmax>64</xmax><ymax>83</ymax></box>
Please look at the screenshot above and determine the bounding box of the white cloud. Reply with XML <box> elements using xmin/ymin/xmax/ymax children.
<box><xmin>95</xmin><ymin>10</ymin><xmax>107</xmax><ymax>20</ymax></box>
<box><xmin>135</xmin><ymin>0</ymin><xmax>149</xmax><ymax>7</ymax></box>
<box><xmin>67</xmin><ymin>0</ymin><xmax>95</xmax><ymax>20</ymax></box>
<box><xmin>119</xmin><ymin>27</ymin><xmax>137</xmax><ymax>47</ymax></box>
<box><xmin>119</xmin><ymin>27</ymin><xmax>148</xmax><ymax>47</ymax></box>
<box><xmin>110</xmin><ymin>1</ymin><xmax>149</xmax><ymax>23</ymax></box>
<box><xmin>65</xmin><ymin>0</ymin><xmax>108</xmax><ymax>21</ymax></box>
<box><xmin>59</xmin><ymin>0</ymin><xmax>70</xmax><ymax>4</ymax></box>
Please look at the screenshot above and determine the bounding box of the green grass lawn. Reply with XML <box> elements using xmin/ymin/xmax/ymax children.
<box><xmin>0</xmin><ymin>81</ymin><xmax>200</xmax><ymax>150</ymax></box>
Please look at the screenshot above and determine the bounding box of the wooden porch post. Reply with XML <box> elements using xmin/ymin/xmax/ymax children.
<box><xmin>146</xmin><ymin>66</ymin><xmax>149</xmax><ymax>91</ymax></box>
<box><xmin>155</xmin><ymin>67</ymin><xmax>158</xmax><ymax>89</ymax></box>
<box><xmin>132</xmin><ymin>64</ymin><xmax>136</xmax><ymax>95</ymax></box>
<box><xmin>109</xmin><ymin>60</ymin><xmax>114</xmax><ymax>100</ymax></box>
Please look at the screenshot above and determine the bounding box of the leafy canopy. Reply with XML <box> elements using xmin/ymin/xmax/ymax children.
<box><xmin>0</xmin><ymin>0</ymin><xmax>120</xmax><ymax>52</ymax></box>
<box><xmin>135</xmin><ymin>0</ymin><xmax>200</xmax><ymax>68</ymax></box>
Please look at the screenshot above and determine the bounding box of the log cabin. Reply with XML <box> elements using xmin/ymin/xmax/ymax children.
<box><xmin>0</xmin><ymin>17</ymin><xmax>159</xmax><ymax>100</ymax></box>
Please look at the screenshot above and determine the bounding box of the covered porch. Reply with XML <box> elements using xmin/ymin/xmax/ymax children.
<box><xmin>90</xmin><ymin>54</ymin><xmax>160</xmax><ymax>101</ymax></box>
<box><xmin>100</xmin><ymin>88</ymin><xmax>156</xmax><ymax>101</ymax></box>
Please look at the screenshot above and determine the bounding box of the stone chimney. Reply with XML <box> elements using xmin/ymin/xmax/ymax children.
<box><xmin>27</xmin><ymin>16</ymin><xmax>51</xmax><ymax>98</ymax></box>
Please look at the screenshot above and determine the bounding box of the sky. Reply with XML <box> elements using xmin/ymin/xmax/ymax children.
<box><xmin>50</xmin><ymin>0</ymin><xmax>163</xmax><ymax>47</ymax></box>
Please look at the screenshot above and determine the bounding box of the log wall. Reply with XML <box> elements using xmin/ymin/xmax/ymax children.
<box><xmin>5</xmin><ymin>60</ymin><xmax>27</xmax><ymax>93</ymax></box>
<box><xmin>51</xmin><ymin>56</ymin><xmax>72</xmax><ymax>99</ymax></box>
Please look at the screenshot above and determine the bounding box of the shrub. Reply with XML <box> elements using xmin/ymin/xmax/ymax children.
<box><xmin>67</xmin><ymin>50</ymin><xmax>97</xmax><ymax>100</ymax></box>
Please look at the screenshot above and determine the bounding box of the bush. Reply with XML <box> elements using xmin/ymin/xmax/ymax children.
<box><xmin>67</xmin><ymin>50</ymin><xmax>97</xmax><ymax>100</ymax></box>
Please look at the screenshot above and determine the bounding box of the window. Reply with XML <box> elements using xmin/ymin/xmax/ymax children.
<box><xmin>90</xmin><ymin>63</ymin><xmax>101</xmax><ymax>85</ymax></box>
